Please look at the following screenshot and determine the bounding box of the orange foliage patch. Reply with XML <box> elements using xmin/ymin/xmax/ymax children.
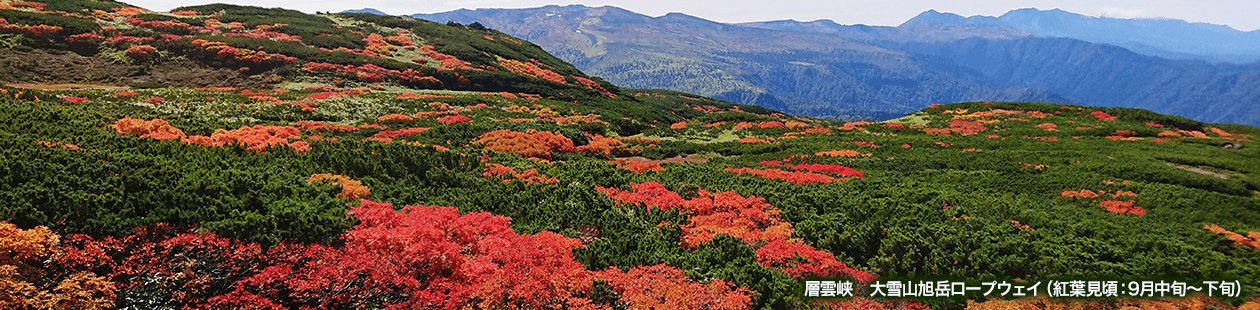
<box><xmin>497</xmin><ymin>58</ymin><xmax>565</xmax><ymax>84</ymax></box>
<box><xmin>1</xmin><ymin>222</ymin><xmax>118</xmax><ymax>309</ymax></box>
<box><xmin>1208</xmin><ymin>127</ymin><xmax>1247</xmax><ymax>137</ymax></box>
<box><xmin>925</xmin><ymin>120</ymin><xmax>988</xmax><ymax>136</ymax></box>
<box><xmin>595</xmin><ymin>182</ymin><xmax>877</xmax><ymax>282</ymax></box>
<box><xmin>184</xmin><ymin>125</ymin><xmax>305</xmax><ymax>153</ymax></box>
<box><xmin>737</xmin><ymin>137</ymin><xmax>774</xmax><ymax>144</ymax></box>
<box><xmin>1156</xmin><ymin>131</ymin><xmax>1183</xmax><ymax>138</ymax></box>
<box><xmin>815</xmin><ymin>150</ymin><xmax>871</xmax><ymax>157</ymax></box>
<box><xmin>1060</xmin><ymin>189</ymin><xmax>1100</xmax><ymax>198</ymax></box>
<box><xmin>377</xmin><ymin>113</ymin><xmax>413</xmax><ymax>123</ymax></box>
<box><xmin>574</xmin><ymin>134</ymin><xmax>626</xmax><ymax>156</ymax></box>
<box><xmin>1203</xmin><ymin>225</ymin><xmax>1260</xmax><ymax>250</ymax></box>
<box><xmin>112</xmin><ymin>116</ymin><xmax>185</xmax><ymax>140</ymax></box>
<box><xmin>1112</xmin><ymin>190</ymin><xmax>1138</xmax><ymax>198</ymax></box>
<box><xmin>1099</xmin><ymin>200</ymin><xmax>1146</xmax><ymax>216</ymax></box>
<box><xmin>273</xmin><ymin>100</ymin><xmax>316</xmax><ymax>112</ymax></box>
<box><xmin>472</xmin><ymin>129</ymin><xmax>574</xmax><ymax>159</ymax></box>
<box><xmin>307</xmin><ymin>174</ymin><xmax>371</xmax><ymax>200</ymax></box>
<box><xmin>784</xmin><ymin>121</ymin><xmax>809</xmax><ymax>128</ymax></box>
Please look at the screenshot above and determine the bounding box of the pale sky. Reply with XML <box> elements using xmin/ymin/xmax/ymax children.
<box><xmin>129</xmin><ymin>0</ymin><xmax>1260</xmax><ymax>32</ymax></box>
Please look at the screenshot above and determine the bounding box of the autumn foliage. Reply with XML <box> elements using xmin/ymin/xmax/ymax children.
<box><xmin>1204</xmin><ymin>225</ymin><xmax>1260</xmax><ymax>250</ymax></box>
<box><xmin>498</xmin><ymin>58</ymin><xmax>566</xmax><ymax>84</ymax></box>
<box><xmin>184</xmin><ymin>124</ymin><xmax>307</xmax><ymax>153</ymax></box>
<box><xmin>596</xmin><ymin>182</ymin><xmax>877</xmax><ymax>282</ymax></box>
<box><xmin>483</xmin><ymin>163</ymin><xmax>560</xmax><ymax>185</ymax></box>
<box><xmin>1098</xmin><ymin>200</ymin><xmax>1146</xmax><ymax>216</ymax></box>
<box><xmin>377</xmin><ymin>113</ymin><xmax>414</xmax><ymax>123</ymax></box>
<box><xmin>437</xmin><ymin>114</ymin><xmax>472</xmax><ymax>124</ymax></box>
<box><xmin>1</xmin><ymin>222</ymin><xmax>116</xmax><ymax>309</ymax></box>
<box><xmin>472</xmin><ymin>129</ymin><xmax>575</xmax><ymax>159</ymax></box>
<box><xmin>112</xmin><ymin>116</ymin><xmax>185</xmax><ymax>140</ymax></box>
<box><xmin>608</xmin><ymin>158</ymin><xmax>664</xmax><ymax>173</ymax></box>
<box><xmin>306</xmin><ymin>173</ymin><xmax>371</xmax><ymax>200</ymax></box>
<box><xmin>42</xmin><ymin>200</ymin><xmax>752</xmax><ymax>309</ymax></box>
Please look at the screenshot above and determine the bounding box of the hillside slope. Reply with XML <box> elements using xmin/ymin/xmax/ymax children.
<box><xmin>2</xmin><ymin>1</ymin><xmax>1260</xmax><ymax>309</ymax></box>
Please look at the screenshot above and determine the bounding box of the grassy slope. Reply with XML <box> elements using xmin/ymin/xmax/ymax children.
<box><xmin>2</xmin><ymin>1</ymin><xmax>1259</xmax><ymax>309</ymax></box>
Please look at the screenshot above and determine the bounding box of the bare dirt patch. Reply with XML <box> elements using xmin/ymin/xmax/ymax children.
<box><xmin>0</xmin><ymin>48</ymin><xmax>280</xmax><ymax>89</ymax></box>
<box><xmin>1167</xmin><ymin>163</ymin><xmax>1230</xmax><ymax>179</ymax></box>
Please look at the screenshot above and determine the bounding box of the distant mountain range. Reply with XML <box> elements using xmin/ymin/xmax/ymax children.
<box><xmin>341</xmin><ymin>8</ymin><xmax>389</xmax><ymax>15</ymax></box>
<box><xmin>399</xmin><ymin>5</ymin><xmax>1260</xmax><ymax>125</ymax></box>
<box><xmin>904</xmin><ymin>8</ymin><xmax>1260</xmax><ymax>64</ymax></box>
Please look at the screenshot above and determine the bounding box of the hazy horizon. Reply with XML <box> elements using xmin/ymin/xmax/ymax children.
<box><xmin>126</xmin><ymin>0</ymin><xmax>1260</xmax><ymax>32</ymax></box>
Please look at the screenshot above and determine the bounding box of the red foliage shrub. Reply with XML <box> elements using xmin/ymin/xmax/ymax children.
<box><xmin>598</xmin><ymin>264</ymin><xmax>751</xmax><ymax>309</ymax></box>
<box><xmin>437</xmin><ymin>114</ymin><xmax>472</xmax><ymax>124</ymax></box>
<box><xmin>757</xmin><ymin>121</ymin><xmax>785</xmax><ymax>128</ymax></box>
<box><xmin>293</xmin><ymin>121</ymin><xmax>359</xmax><ymax>133</ymax></box>
<box><xmin>756</xmin><ymin>239</ymin><xmax>877</xmax><ymax>282</ymax></box>
<box><xmin>724</xmin><ymin>167</ymin><xmax>839</xmax><ymax>184</ymax></box>
<box><xmin>1091</xmin><ymin>111</ymin><xmax>1118</xmax><ymax>121</ymax></box>
<box><xmin>596</xmin><ymin>182</ymin><xmax>876</xmax><ymax>282</ymax></box>
<box><xmin>608</xmin><ymin>158</ymin><xmax>664</xmax><ymax>173</ymax></box>
<box><xmin>572</xmin><ymin>76</ymin><xmax>616</xmax><ymax>97</ymax></box>
<box><xmin>59</xmin><ymin>96</ymin><xmax>89</xmax><ymax>103</ymax></box>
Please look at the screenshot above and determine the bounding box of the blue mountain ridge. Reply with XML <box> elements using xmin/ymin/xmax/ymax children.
<box><xmin>403</xmin><ymin>5</ymin><xmax>1259</xmax><ymax>126</ymax></box>
<box><xmin>904</xmin><ymin>8</ymin><xmax>1260</xmax><ymax>64</ymax></box>
<box><xmin>339</xmin><ymin>8</ymin><xmax>389</xmax><ymax>15</ymax></box>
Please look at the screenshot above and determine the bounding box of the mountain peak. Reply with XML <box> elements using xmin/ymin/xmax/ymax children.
<box><xmin>903</xmin><ymin>9</ymin><xmax>971</xmax><ymax>26</ymax></box>
<box><xmin>902</xmin><ymin>7</ymin><xmax>1260</xmax><ymax>63</ymax></box>
<box><xmin>340</xmin><ymin>8</ymin><xmax>389</xmax><ymax>15</ymax></box>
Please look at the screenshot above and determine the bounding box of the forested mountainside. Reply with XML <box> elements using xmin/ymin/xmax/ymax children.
<box><xmin>417</xmin><ymin>5</ymin><xmax>1260</xmax><ymax>126</ymax></box>
<box><xmin>2</xmin><ymin>1</ymin><xmax>1260</xmax><ymax>309</ymax></box>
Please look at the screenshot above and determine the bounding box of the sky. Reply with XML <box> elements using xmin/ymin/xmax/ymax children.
<box><xmin>129</xmin><ymin>0</ymin><xmax>1260</xmax><ymax>32</ymax></box>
